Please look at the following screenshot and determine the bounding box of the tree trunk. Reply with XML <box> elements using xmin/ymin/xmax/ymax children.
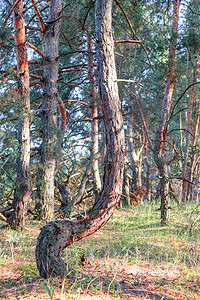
<box><xmin>122</xmin><ymin>142</ymin><xmax>130</xmax><ymax>206</ymax></box>
<box><xmin>35</xmin><ymin>0</ymin><xmax>124</xmax><ymax>278</ymax></box>
<box><xmin>38</xmin><ymin>0</ymin><xmax>62</xmax><ymax>222</ymax></box>
<box><xmin>153</xmin><ymin>0</ymin><xmax>180</xmax><ymax>224</ymax></box>
<box><xmin>144</xmin><ymin>131</ymin><xmax>150</xmax><ymax>201</ymax></box>
<box><xmin>182</xmin><ymin>51</ymin><xmax>198</xmax><ymax>202</ymax></box>
<box><xmin>60</xmin><ymin>150</ymin><xmax>101</xmax><ymax>217</ymax></box>
<box><xmin>87</xmin><ymin>27</ymin><xmax>101</xmax><ymax>203</ymax></box>
<box><xmin>127</xmin><ymin>111</ymin><xmax>142</xmax><ymax>189</ymax></box>
<box><xmin>187</xmin><ymin>104</ymin><xmax>200</xmax><ymax>200</ymax></box>
<box><xmin>11</xmin><ymin>0</ymin><xmax>31</xmax><ymax>229</ymax></box>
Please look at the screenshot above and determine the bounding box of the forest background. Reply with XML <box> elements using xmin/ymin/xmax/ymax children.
<box><xmin>0</xmin><ymin>0</ymin><xmax>199</xmax><ymax>299</ymax></box>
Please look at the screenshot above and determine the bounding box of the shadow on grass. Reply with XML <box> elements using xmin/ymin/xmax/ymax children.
<box><xmin>0</xmin><ymin>267</ymin><xmax>177</xmax><ymax>300</ymax></box>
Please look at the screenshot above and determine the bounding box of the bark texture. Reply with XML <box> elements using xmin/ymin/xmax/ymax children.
<box><xmin>36</xmin><ymin>0</ymin><xmax>124</xmax><ymax>278</ymax></box>
<box><xmin>182</xmin><ymin>52</ymin><xmax>198</xmax><ymax>202</ymax></box>
<box><xmin>153</xmin><ymin>0</ymin><xmax>180</xmax><ymax>223</ymax></box>
<box><xmin>38</xmin><ymin>0</ymin><xmax>62</xmax><ymax>222</ymax></box>
<box><xmin>87</xmin><ymin>28</ymin><xmax>102</xmax><ymax>202</ymax></box>
<box><xmin>11</xmin><ymin>0</ymin><xmax>31</xmax><ymax>228</ymax></box>
<box><xmin>127</xmin><ymin>111</ymin><xmax>142</xmax><ymax>189</ymax></box>
<box><xmin>187</xmin><ymin>104</ymin><xmax>200</xmax><ymax>200</ymax></box>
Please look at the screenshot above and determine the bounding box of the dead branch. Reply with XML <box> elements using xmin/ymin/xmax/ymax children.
<box><xmin>114</xmin><ymin>40</ymin><xmax>141</xmax><ymax>44</ymax></box>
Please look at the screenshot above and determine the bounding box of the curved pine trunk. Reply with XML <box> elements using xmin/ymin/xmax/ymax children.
<box><xmin>87</xmin><ymin>28</ymin><xmax>102</xmax><ymax>202</ymax></box>
<box><xmin>11</xmin><ymin>0</ymin><xmax>31</xmax><ymax>229</ymax></box>
<box><xmin>35</xmin><ymin>0</ymin><xmax>124</xmax><ymax>278</ymax></box>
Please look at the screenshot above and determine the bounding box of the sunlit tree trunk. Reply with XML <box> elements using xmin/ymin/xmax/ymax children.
<box><xmin>87</xmin><ymin>27</ymin><xmax>101</xmax><ymax>202</ymax></box>
<box><xmin>153</xmin><ymin>0</ymin><xmax>180</xmax><ymax>224</ymax></box>
<box><xmin>36</xmin><ymin>0</ymin><xmax>124</xmax><ymax>278</ymax></box>
<box><xmin>143</xmin><ymin>113</ymin><xmax>151</xmax><ymax>201</ymax></box>
<box><xmin>182</xmin><ymin>51</ymin><xmax>198</xmax><ymax>202</ymax></box>
<box><xmin>127</xmin><ymin>111</ymin><xmax>142</xmax><ymax>189</ymax></box>
<box><xmin>38</xmin><ymin>0</ymin><xmax>62</xmax><ymax>222</ymax></box>
<box><xmin>187</xmin><ymin>104</ymin><xmax>200</xmax><ymax>201</ymax></box>
<box><xmin>11</xmin><ymin>0</ymin><xmax>31</xmax><ymax>229</ymax></box>
<box><xmin>122</xmin><ymin>141</ymin><xmax>130</xmax><ymax>206</ymax></box>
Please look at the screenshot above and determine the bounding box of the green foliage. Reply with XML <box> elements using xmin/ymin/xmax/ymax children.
<box><xmin>0</xmin><ymin>0</ymin><xmax>199</xmax><ymax>242</ymax></box>
<box><xmin>41</xmin><ymin>284</ymin><xmax>61</xmax><ymax>300</ymax></box>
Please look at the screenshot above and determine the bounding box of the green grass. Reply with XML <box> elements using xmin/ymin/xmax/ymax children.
<box><xmin>0</xmin><ymin>200</ymin><xmax>199</xmax><ymax>299</ymax></box>
<box><xmin>67</xmin><ymin>201</ymin><xmax>199</xmax><ymax>267</ymax></box>
<box><xmin>60</xmin><ymin>200</ymin><xmax>199</xmax><ymax>297</ymax></box>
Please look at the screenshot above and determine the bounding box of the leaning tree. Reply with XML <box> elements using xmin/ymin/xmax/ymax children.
<box><xmin>35</xmin><ymin>0</ymin><xmax>125</xmax><ymax>278</ymax></box>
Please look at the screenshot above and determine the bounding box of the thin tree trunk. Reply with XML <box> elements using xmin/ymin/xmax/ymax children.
<box><xmin>60</xmin><ymin>150</ymin><xmax>101</xmax><ymax>217</ymax></box>
<box><xmin>153</xmin><ymin>0</ymin><xmax>180</xmax><ymax>224</ymax></box>
<box><xmin>122</xmin><ymin>141</ymin><xmax>130</xmax><ymax>206</ymax></box>
<box><xmin>87</xmin><ymin>27</ymin><xmax>101</xmax><ymax>202</ymax></box>
<box><xmin>127</xmin><ymin>111</ymin><xmax>143</xmax><ymax>189</ymax></box>
<box><xmin>182</xmin><ymin>51</ymin><xmax>198</xmax><ymax>202</ymax></box>
<box><xmin>11</xmin><ymin>0</ymin><xmax>31</xmax><ymax>229</ymax></box>
<box><xmin>144</xmin><ymin>113</ymin><xmax>150</xmax><ymax>201</ymax></box>
<box><xmin>38</xmin><ymin>0</ymin><xmax>62</xmax><ymax>222</ymax></box>
<box><xmin>187</xmin><ymin>104</ymin><xmax>200</xmax><ymax>200</ymax></box>
<box><xmin>36</xmin><ymin>0</ymin><xmax>124</xmax><ymax>278</ymax></box>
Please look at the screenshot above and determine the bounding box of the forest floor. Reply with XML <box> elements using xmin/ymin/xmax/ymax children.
<box><xmin>0</xmin><ymin>202</ymin><xmax>199</xmax><ymax>300</ymax></box>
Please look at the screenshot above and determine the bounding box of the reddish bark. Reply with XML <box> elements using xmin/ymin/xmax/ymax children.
<box><xmin>36</xmin><ymin>0</ymin><xmax>124</xmax><ymax>278</ymax></box>
<box><xmin>26</xmin><ymin>4</ymin><xmax>49</xmax><ymax>27</ymax></box>
<box><xmin>187</xmin><ymin>104</ymin><xmax>200</xmax><ymax>200</ymax></box>
<box><xmin>154</xmin><ymin>0</ymin><xmax>180</xmax><ymax>156</ymax></box>
<box><xmin>192</xmin><ymin>105</ymin><xmax>200</xmax><ymax>148</ymax></box>
<box><xmin>30</xmin><ymin>0</ymin><xmax>45</xmax><ymax>32</ymax></box>
<box><xmin>153</xmin><ymin>0</ymin><xmax>180</xmax><ymax>224</ymax></box>
<box><xmin>11</xmin><ymin>0</ymin><xmax>31</xmax><ymax>228</ymax></box>
<box><xmin>64</xmin><ymin>99</ymin><xmax>89</xmax><ymax>106</ymax></box>
<box><xmin>87</xmin><ymin>26</ymin><xmax>101</xmax><ymax>201</ymax></box>
<box><xmin>57</xmin><ymin>97</ymin><xmax>67</xmax><ymax>131</ymax></box>
<box><xmin>182</xmin><ymin>51</ymin><xmax>198</xmax><ymax>202</ymax></box>
<box><xmin>10</xmin><ymin>32</ymin><xmax>46</xmax><ymax>58</ymax></box>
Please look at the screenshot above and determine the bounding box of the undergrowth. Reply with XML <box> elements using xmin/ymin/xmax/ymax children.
<box><xmin>0</xmin><ymin>200</ymin><xmax>199</xmax><ymax>299</ymax></box>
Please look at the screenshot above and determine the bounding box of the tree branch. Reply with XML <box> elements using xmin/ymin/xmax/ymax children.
<box><xmin>30</xmin><ymin>0</ymin><xmax>45</xmax><ymax>31</ymax></box>
<box><xmin>114</xmin><ymin>40</ymin><xmax>141</xmax><ymax>44</ymax></box>
<box><xmin>64</xmin><ymin>99</ymin><xmax>90</xmax><ymax>106</ymax></box>
<box><xmin>115</xmin><ymin>79</ymin><xmax>143</xmax><ymax>86</ymax></box>
<box><xmin>114</xmin><ymin>0</ymin><xmax>151</xmax><ymax>66</ymax></box>
<box><xmin>27</xmin><ymin>42</ymin><xmax>46</xmax><ymax>59</ymax></box>
<box><xmin>5</xmin><ymin>0</ymin><xmax>21</xmax><ymax>24</ymax></box>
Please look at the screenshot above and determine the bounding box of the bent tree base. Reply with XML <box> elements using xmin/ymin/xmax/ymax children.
<box><xmin>35</xmin><ymin>0</ymin><xmax>124</xmax><ymax>278</ymax></box>
<box><xmin>36</xmin><ymin>196</ymin><xmax>121</xmax><ymax>278</ymax></box>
